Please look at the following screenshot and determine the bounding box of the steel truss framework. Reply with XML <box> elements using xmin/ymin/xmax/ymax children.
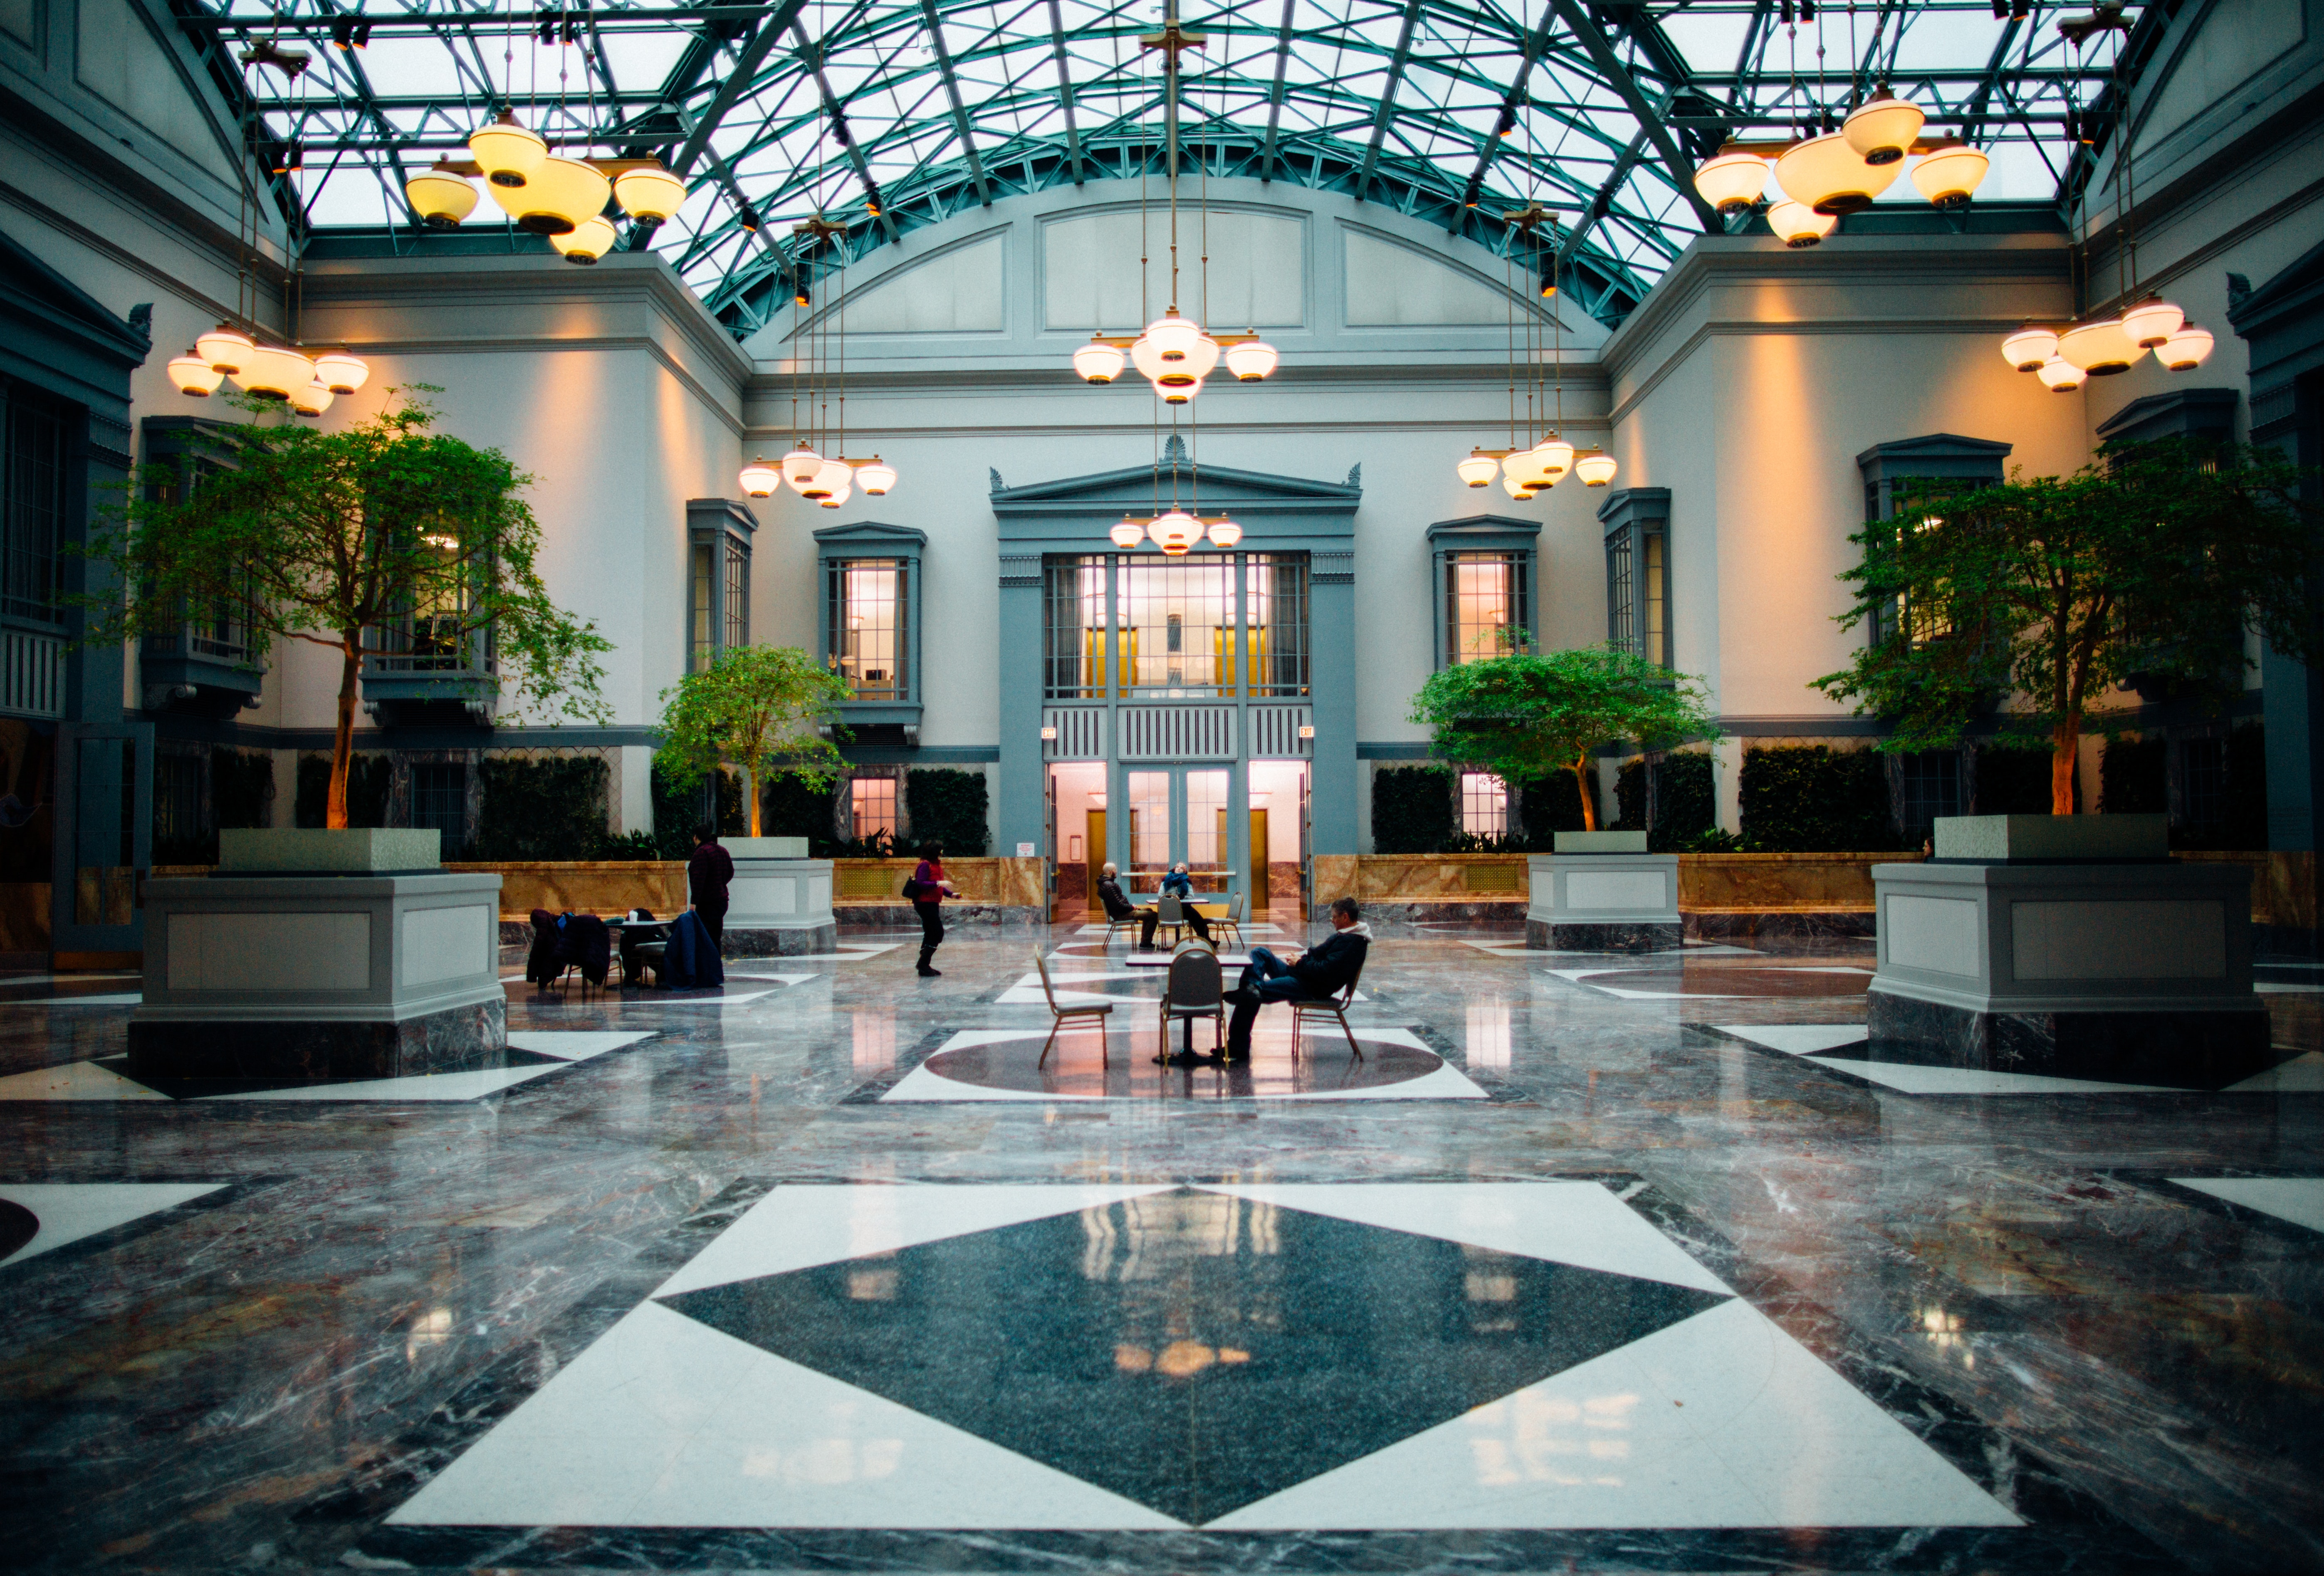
<box><xmin>174</xmin><ymin>0</ymin><xmax>2151</xmax><ymax>333</ymax></box>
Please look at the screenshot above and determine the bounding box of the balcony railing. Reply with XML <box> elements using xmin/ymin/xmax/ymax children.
<box><xmin>0</xmin><ymin>628</ymin><xmax>63</xmax><ymax>719</ymax></box>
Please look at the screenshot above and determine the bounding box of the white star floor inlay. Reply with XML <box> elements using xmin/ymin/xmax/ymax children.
<box><xmin>0</xmin><ymin>1182</ymin><xmax>228</xmax><ymax>1267</ymax></box>
<box><xmin>388</xmin><ymin>1182</ymin><xmax>2015</xmax><ymax>1533</ymax></box>
<box><xmin>1716</xmin><ymin>1024</ymin><xmax>2276</xmax><ymax>1095</ymax></box>
<box><xmin>2171</xmin><ymin>1176</ymin><xmax>2324</xmax><ymax>1234</ymax></box>
<box><xmin>0</xmin><ymin>1031</ymin><xmax>658</xmax><ymax>1103</ymax></box>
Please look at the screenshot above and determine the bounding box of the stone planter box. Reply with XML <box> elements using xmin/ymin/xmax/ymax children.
<box><xmin>1867</xmin><ymin>821</ymin><xmax>2272</xmax><ymax>1088</ymax></box>
<box><xmin>715</xmin><ymin>838</ymin><xmax>836</xmax><ymax>956</ymax></box>
<box><xmin>130</xmin><ymin>870</ymin><xmax>505</xmax><ymax>1081</ymax></box>
<box><xmin>1527</xmin><ymin>843</ymin><xmax>1680</xmax><ymax>951</ymax></box>
<box><xmin>445</xmin><ymin>861</ymin><xmax>688</xmax><ymax>919</ymax></box>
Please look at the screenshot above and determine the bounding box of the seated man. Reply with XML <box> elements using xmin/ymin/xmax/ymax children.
<box><xmin>1096</xmin><ymin>862</ymin><xmax>1140</xmax><ymax>931</ymax></box>
<box><xmin>1222</xmin><ymin>896</ymin><xmax>1372</xmax><ymax>1060</ymax></box>
<box><xmin>1148</xmin><ymin>861</ymin><xmax>1213</xmax><ymax>949</ymax></box>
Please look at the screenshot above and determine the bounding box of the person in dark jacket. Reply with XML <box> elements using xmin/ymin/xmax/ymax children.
<box><xmin>687</xmin><ymin>824</ymin><xmax>734</xmax><ymax>948</ymax></box>
<box><xmin>1145</xmin><ymin>861</ymin><xmax>1213</xmax><ymax>949</ymax></box>
<box><xmin>912</xmin><ymin>842</ymin><xmax>957</xmax><ymax>977</ymax></box>
<box><xmin>1221</xmin><ymin>896</ymin><xmax>1372</xmax><ymax>1060</ymax></box>
<box><xmin>1096</xmin><ymin>862</ymin><xmax>1137</xmax><ymax>925</ymax></box>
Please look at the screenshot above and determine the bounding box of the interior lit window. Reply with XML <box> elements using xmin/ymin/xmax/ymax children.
<box><xmin>1446</xmin><ymin>553</ymin><xmax>1525</xmax><ymax>663</ymax></box>
<box><xmin>1460</xmin><ymin>772</ymin><xmax>1508</xmax><ymax>837</ymax></box>
<box><xmin>850</xmin><ymin>774</ymin><xmax>896</xmax><ymax>840</ymax></box>
<box><xmin>834</xmin><ymin>560</ymin><xmax>905</xmax><ymax>700</ymax></box>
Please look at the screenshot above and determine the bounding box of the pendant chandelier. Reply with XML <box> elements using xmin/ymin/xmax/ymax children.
<box><xmin>171</xmin><ymin>45</ymin><xmax>367</xmax><ymax>411</ymax></box>
<box><xmin>1993</xmin><ymin>12</ymin><xmax>2211</xmax><ymax>386</ymax></box>
<box><xmin>1068</xmin><ymin>5</ymin><xmax>1276</xmax><ymax>403</ymax></box>
<box><xmin>737</xmin><ymin>202</ymin><xmax>900</xmax><ymax>505</ymax></box>
<box><xmin>1449</xmin><ymin>178</ymin><xmax>1615</xmax><ymax>499</ymax></box>
<box><xmin>400</xmin><ymin>4</ymin><xmax>690</xmax><ymax>260</ymax></box>
<box><xmin>1687</xmin><ymin>1</ymin><xmax>1990</xmax><ymax>239</ymax></box>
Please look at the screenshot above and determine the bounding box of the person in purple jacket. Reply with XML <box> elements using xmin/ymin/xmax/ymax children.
<box><xmin>912</xmin><ymin>841</ymin><xmax>958</xmax><ymax>977</ymax></box>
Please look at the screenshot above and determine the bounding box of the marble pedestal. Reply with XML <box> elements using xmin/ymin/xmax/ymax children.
<box><xmin>129</xmin><ymin>871</ymin><xmax>506</xmax><ymax>1081</ymax></box>
<box><xmin>1866</xmin><ymin>855</ymin><xmax>2271</xmax><ymax>1089</ymax></box>
<box><xmin>1526</xmin><ymin>836</ymin><xmax>1682</xmax><ymax>951</ymax></box>
<box><xmin>713</xmin><ymin>838</ymin><xmax>838</xmax><ymax>956</ymax></box>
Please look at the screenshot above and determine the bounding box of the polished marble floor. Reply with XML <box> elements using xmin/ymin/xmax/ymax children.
<box><xmin>2</xmin><ymin>925</ymin><xmax>2321</xmax><ymax>1573</ymax></box>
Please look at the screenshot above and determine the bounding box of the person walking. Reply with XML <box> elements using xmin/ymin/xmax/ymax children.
<box><xmin>911</xmin><ymin>841</ymin><xmax>957</xmax><ymax>977</ymax></box>
<box><xmin>687</xmin><ymin>824</ymin><xmax>734</xmax><ymax>949</ymax></box>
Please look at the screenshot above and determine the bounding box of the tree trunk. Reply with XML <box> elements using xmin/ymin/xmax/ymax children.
<box><xmin>2050</xmin><ymin>717</ymin><xmax>2079</xmax><ymax>816</ymax></box>
<box><xmin>1572</xmin><ymin>754</ymin><xmax>1597</xmax><ymax>832</ymax></box>
<box><xmin>747</xmin><ymin>766</ymin><xmax>761</xmax><ymax>838</ymax></box>
<box><xmin>329</xmin><ymin>636</ymin><xmax>361</xmax><ymax>829</ymax></box>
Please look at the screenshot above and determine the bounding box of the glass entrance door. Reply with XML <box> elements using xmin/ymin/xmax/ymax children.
<box><xmin>1122</xmin><ymin>765</ymin><xmax>1231</xmax><ymax>895</ymax></box>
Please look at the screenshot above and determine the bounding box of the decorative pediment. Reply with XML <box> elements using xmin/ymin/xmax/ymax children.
<box><xmin>991</xmin><ymin>434</ymin><xmax>1361</xmax><ymax>524</ymax></box>
<box><xmin>813</xmin><ymin>521</ymin><xmax>929</xmax><ymax>551</ymax></box>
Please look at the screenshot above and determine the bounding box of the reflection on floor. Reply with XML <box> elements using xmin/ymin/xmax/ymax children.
<box><xmin>3</xmin><ymin>933</ymin><xmax>2320</xmax><ymax>1571</ymax></box>
<box><xmin>382</xmin><ymin>1181</ymin><xmax>2018</xmax><ymax>1542</ymax></box>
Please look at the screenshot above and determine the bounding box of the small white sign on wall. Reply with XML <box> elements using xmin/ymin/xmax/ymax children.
<box><xmin>1016</xmin><ymin>843</ymin><xmax>1036</xmax><ymax>857</ymax></box>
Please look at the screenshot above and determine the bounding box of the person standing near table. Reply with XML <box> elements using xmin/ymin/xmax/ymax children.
<box><xmin>687</xmin><ymin>824</ymin><xmax>734</xmax><ymax>948</ymax></box>
<box><xmin>912</xmin><ymin>841</ymin><xmax>957</xmax><ymax>977</ymax></box>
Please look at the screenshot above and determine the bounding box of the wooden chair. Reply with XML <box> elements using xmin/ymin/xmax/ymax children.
<box><xmin>1211</xmin><ymin>891</ymin><xmax>1247</xmax><ymax>950</ymax></box>
<box><xmin>1032</xmin><ymin>949</ymin><xmax>1111</xmax><ymax>1068</ymax></box>
<box><xmin>1153</xmin><ymin>891</ymin><xmax>1189</xmax><ymax>949</ymax></box>
<box><xmin>1288</xmin><ymin>952</ymin><xmax>1366</xmax><ymax>1061</ymax></box>
<box><xmin>1156</xmin><ymin>939</ymin><xmax>1224</xmax><ymax>1060</ymax></box>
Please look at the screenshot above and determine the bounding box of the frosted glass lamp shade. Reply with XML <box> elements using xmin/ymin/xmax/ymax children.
<box><xmin>781</xmin><ymin>446</ymin><xmax>824</xmax><ymax>490</ymax></box>
<box><xmin>1843</xmin><ymin>95</ymin><xmax>1924</xmax><ymax>165</ymax></box>
<box><xmin>196</xmin><ymin>324</ymin><xmax>254</xmax><ymax>374</ymax></box>
<box><xmin>2037</xmin><ymin>356</ymin><xmax>2087</xmax><ymax>392</ymax></box>
<box><xmin>1504</xmin><ymin>446</ymin><xmax>1555</xmax><ymax>490</ymax></box>
<box><xmin>1534</xmin><ymin>437</ymin><xmax>1575</xmax><ymax>480</ymax></box>
<box><xmin>1149</xmin><ymin>511</ymin><xmax>1202</xmax><ymax>555</ymax></box>
<box><xmin>804</xmin><ymin>458</ymin><xmax>851</xmax><ymax>501</ymax></box>
<box><xmin>1767</xmin><ymin>199</ymin><xmax>1837</xmax><ymax>247</ymax></box>
<box><xmin>1073</xmin><ymin>339</ymin><xmax>1126</xmax><ymax>383</ymax></box>
<box><xmin>406</xmin><ymin>164</ymin><xmax>480</xmax><ymax>228</ymax></box>
<box><xmin>1910</xmin><ymin>144</ymin><xmax>1988</xmax><ymax>208</ymax></box>
<box><xmin>2002</xmin><ymin>326</ymin><xmax>2059</xmax><ymax>372</ymax></box>
<box><xmin>1501</xmin><ymin>474</ymin><xmax>1533</xmax><ymax>500</ymax></box>
<box><xmin>819</xmin><ymin>480</ymin><xmax>853</xmax><ymax>509</ymax></box>
<box><xmin>612</xmin><ymin>165</ymin><xmax>686</xmax><ymax>223</ymax></box>
<box><xmin>499</xmin><ymin>157</ymin><xmax>610</xmax><ymax>235</ymax></box>
<box><xmin>2058</xmin><ymin>317</ymin><xmax>2142</xmax><ymax>375</ymax></box>
<box><xmin>2121</xmin><ymin>297</ymin><xmax>2184</xmax><ymax>349</ymax></box>
<box><xmin>1223</xmin><ymin>339</ymin><xmax>1277</xmax><ymax>380</ymax></box>
<box><xmin>469</xmin><ymin>112</ymin><xmax>546</xmax><ymax>189</ymax></box>
<box><xmin>1575</xmin><ymin>451</ymin><xmax>1618</xmax><ymax>487</ymax></box>
<box><xmin>1456</xmin><ymin>450</ymin><xmax>1501</xmax><ymax>487</ymax></box>
<box><xmin>738</xmin><ymin>458</ymin><xmax>781</xmax><ymax>497</ymax></box>
<box><xmin>232</xmin><ymin>343</ymin><xmax>316</xmax><ymax>400</ymax></box>
<box><xmin>1109</xmin><ymin>520</ymin><xmax>1146</xmax><ymax>549</ymax></box>
<box><xmin>1205</xmin><ymin>518</ymin><xmax>1243</xmax><ymax>547</ymax></box>
<box><xmin>855</xmin><ymin>458</ymin><xmax>897</xmax><ymax>495</ymax></box>
<box><xmin>312</xmin><ymin>350</ymin><xmax>369</xmax><ymax>395</ymax></box>
<box><xmin>289</xmin><ymin>381</ymin><xmax>334</xmax><ymax>417</ymax></box>
<box><xmin>2158</xmin><ymin>324</ymin><xmax>2213</xmax><ymax>370</ymax></box>
<box><xmin>1693</xmin><ymin>150</ymin><xmax>1768</xmax><ymax>215</ymax></box>
<box><xmin>554</xmin><ymin>215</ymin><xmax>618</xmax><ymax>264</ymax></box>
<box><xmin>1773</xmin><ymin>132</ymin><xmax>1898</xmax><ymax>215</ymax></box>
<box><xmin>168</xmin><ymin>352</ymin><xmax>225</xmax><ymax>396</ymax></box>
<box><xmin>1130</xmin><ymin>315</ymin><xmax>1219</xmax><ymax>394</ymax></box>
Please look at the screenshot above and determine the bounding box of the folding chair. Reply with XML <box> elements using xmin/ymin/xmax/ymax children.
<box><xmin>1211</xmin><ymin>891</ymin><xmax>1247</xmax><ymax>950</ymax></box>
<box><xmin>1156</xmin><ymin>938</ymin><xmax>1224</xmax><ymax>1061</ymax></box>
<box><xmin>1288</xmin><ymin>953</ymin><xmax>1365</xmax><ymax>1061</ymax></box>
<box><xmin>1102</xmin><ymin>906</ymin><xmax>1142</xmax><ymax>950</ymax></box>
<box><xmin>1032</xmin><ymin>949</ymin><xmax>1111</xmax><ymax>1068</ymax></box>
<box><xmin>1153</xmin><ymin>891</ymin><xmax>1190</xmax><ymax>949</ymax></box>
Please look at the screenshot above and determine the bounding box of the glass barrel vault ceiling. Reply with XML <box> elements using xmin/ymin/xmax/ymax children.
<box><xmin>181</xmin><ymin>0</ymin><xmax>2142</xmax><ymax>333</ymax></box>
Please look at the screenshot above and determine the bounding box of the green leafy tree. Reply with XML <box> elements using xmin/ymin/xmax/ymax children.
<box><xmin>1409</xmin><ymin>643</ymin><xmax>1721</xmax><ymax>831</ymax></box>
<box><xmin>1814</xmin><ymin>438</ymin><xmax>2317</xmax><ymax>814</ymax></box>
<box><xmin>655</xmin><ymin>645</ymin><xmax>852</xmax><ymax>837</ymax></box>
<box><xmin>92</xmin><ymin>388</ymin><xmax>610</xmax><ymax>828</ymax></box>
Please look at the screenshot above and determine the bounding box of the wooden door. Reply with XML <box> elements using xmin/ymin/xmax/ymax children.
<box><xmin>1085</xmin><ymin>809</ymin><xmax>1107</xmax><ymax>914</ymax></box>
<box><xmin>1249</xmin><ymin>809</ymin><xmax>1269</xmax><ymax>908</ymax></box>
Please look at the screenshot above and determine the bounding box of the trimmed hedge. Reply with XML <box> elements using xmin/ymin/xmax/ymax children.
<box><xmin>1975</xmin><ymin>741</ymin><xmax>2076</xmax><ymax>814</ymax></box>
<box><xmin>1519</xmin><ymin>772</ymin><xmax>1588</xmax><ymax>840</ymax></box>
<box><xmin>1372</xmin><ymin>766</ymin><xmax>1455</xmax><ymax>854</ymax></box>
<box><xmin>1738</xmin><ymin>746</ymin><xmax>1907</xmax><ymax>852</ymax></box>
<box><xmin>472</xmin><ymin>756</ymin><xmax>609</xmax><ymax>861</ymax></box>
<box><xmin>1615</xmin><ymin>751</ymin><xmax>1717</xmax><ymax>851</ymax></box>
<box><xmin>296</xmin><ymin>754</ymin><xmax>390</xmax><ymax>829</ymax></box>
<box><xmin>2099</xmin><ymin>736</ymin><xmax>2166</xmax><ymax>814</ymax></box>
<box><xmin>214</xmin><ymin>748</ymin><xmax>273</xmax><ymax>833</ymax></box>
<box><xmin>905</xmin><ymin>768</ymin><xmax>990</xmax><ymax>856</ymax></box>
<box><xmin>758</xmin><ymin>772</ymin><xmax>834</xmax><ymax>847</ymax></box>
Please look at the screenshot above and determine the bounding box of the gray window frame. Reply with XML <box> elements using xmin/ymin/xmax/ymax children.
<box><xmin>1424</xmin><ymin>516</ymin><xmax>1542</xmax><ymax>670</ymax></box>
<box><xmin>1854</xmin><ymin>435</ymin><xmax>2011</xmax><ymax>650</ymax></box>
<box><xmin>687</xmin><ymin>498</ymin><xmax>757</xmax><ymax>673</ymax></box>
<box><xmin>1596</xmin><ymin>487</ymin><xmax>1670</xmax><ymax>666</ymax></box>
<box><xmin>814</xmin><ymin>520</ymin><xmax>927</xmax><ymax>738</ymax></box>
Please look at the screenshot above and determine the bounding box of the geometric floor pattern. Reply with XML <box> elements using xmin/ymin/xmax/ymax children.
<box><xmin>0</xmin><ymin>1030</ymin><xmax>659</xmax><ymax>1103</ymax></box>
<box><xmin>0</xmin><ymin>1180</ymin><xmax>229</xmax><ymax>1268</ymax></box>
<box><xmin>2169</xmin><ymin>1176</ymin><xmax>2324</xmax><ymax>1235</ymax></box>
<box><xmin>388</xmin><ymin>1182</ymin><xmax>2019</xmax><ymax>1532</ymax></box>
<box><xmin>1718</xmin><ymin>1024</ymin><xmax>2324</xmax><ymax>1096</ymax></box>
<box><xmin>879</xmin><ymin>1026</ymin><xmax>1488</xmax><ymax>1103</ymax></box>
